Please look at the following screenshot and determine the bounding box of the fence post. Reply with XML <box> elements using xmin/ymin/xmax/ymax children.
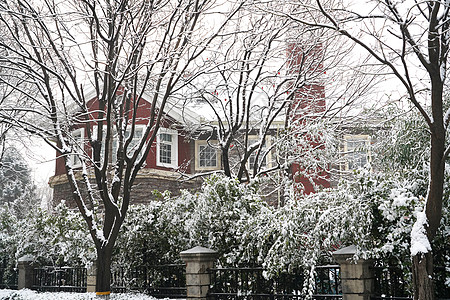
<box><xmin>86</xmin><ymin>264</ymin><xmax>96</xmax><ymax>293</ymax></box>
<box><xmin>17</xmin><ymin>255</ymin><xmax>34</xmax><ymax>290</ymax></box>
<box><xmin>180</xmin><ymin>246</ymin><xmax>218</xmax><ymax>300</ymax></box>
<box><xmin>332</xmin><ymin>245</ymin><xmax>374</xmax><ymax>300</ymax></box>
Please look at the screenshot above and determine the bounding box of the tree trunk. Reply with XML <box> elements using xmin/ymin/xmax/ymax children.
<box><xmin>412</xmin><ymin>252</ymin><xmax>434</xmax><ymax>300</ymax></box>
<box><xmin>412</xmin><ymin>72</ymin><xmax>445</xmax><ymax>300</ymax></box>
<box><xmin>222</xmin><ymin>147</ymin><xmax>231</xmax><ymax>178</ymax></box>
<box><xmin>96</xmin><ymin>247</ymin><xmax>113</xmax><ymax>298</ymax></box>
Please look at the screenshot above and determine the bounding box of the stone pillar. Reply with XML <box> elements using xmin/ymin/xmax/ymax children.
<box><xmin>17</xmin><ymin>255</ymin><xmax>34</xmax><ymax>290</ymax></box>
<box><xmin>332</xmin><ymin>245</ymin><xmax>374</xmax><ymax>300</ymax></box>
<box><xmin>86</xmin><ymin>264</ymin><xmax>96</xmax><ymax>293</ymax></box>
<box><xmin>180</xmin><ymin>246</ymin><xmax>218</xmax><ymax>300</ymax></box>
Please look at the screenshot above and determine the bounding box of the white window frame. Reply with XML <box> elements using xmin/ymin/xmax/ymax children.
<box><xmin>343</xmin><ymin>134</ymin><xmax>371</xmax><ymax>171</ymax></box>
<box><xmin>195</xmin><ymin>140</ymin><xmax>221</xmax><ymax>171</ymax></box>
<box><xmin>70</xmin><ymin>128</ymin><xmax>84</xmax><ymax>168</ymax></box>
<box><xmin>93</xmin><ymin>125</ymin><xmax>146</xmax><ymax>164</ymax></box>
<box><xmin>113</xmin><ymin>125</ymin><xmax>146</xmax><ymax>160</ymax></box>
<box><xmin>156</xmin><ymin>128</ymin><xmax>178</xmax><ymax>168</ymax></box>
<box><xmin>247</xmin><ymin>135</ymin><xmax>272</xmax><ymax>173</ymax></box>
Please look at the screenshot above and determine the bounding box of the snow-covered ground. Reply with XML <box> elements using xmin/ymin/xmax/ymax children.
<box><xmin>0</xmin><ymin>289</ymin><xmax>161</xmax><ymax>300</ymax></box>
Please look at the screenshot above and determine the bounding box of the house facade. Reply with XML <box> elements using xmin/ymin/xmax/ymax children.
<box><xmin>48</xmin><ymin>45</ymin><xmax>374</xmax><ymax>206</ymax></box>
<box><xmin>48</xmin><ymin>92</ymin><xmax>206</xmax><ymax>205</ymax></box>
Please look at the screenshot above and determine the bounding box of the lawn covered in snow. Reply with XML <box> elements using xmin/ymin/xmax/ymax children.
<box><xmin>0</xmin><ymin>289</ymin><xmax>159</xmax><ymax>300</ymax></box>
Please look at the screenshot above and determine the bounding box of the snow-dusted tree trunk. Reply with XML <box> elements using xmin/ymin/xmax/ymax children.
<box><xmin>0</xmin><ymin>0</ymin><xmax>242</xmax><ymax>294</ymax></box>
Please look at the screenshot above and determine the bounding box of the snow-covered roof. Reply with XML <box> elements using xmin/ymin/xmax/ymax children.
<box><xmin>79</xmin><ymin>88</ymin><xmax>200</xmax><ymax>125</ymax></box>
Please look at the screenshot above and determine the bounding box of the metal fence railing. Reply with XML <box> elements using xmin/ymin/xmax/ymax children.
<box><xmin>32</xmin><ymin>266</ymin><xmax>87</xmax><ymax>293</ymax></box>
<box><xmin>371</xmin><ymin>265</ymin><xmax>450</xmax><ymax>300</ymax></box>
<box><xmin>315</xmin><ymin>265</ymin><xmax>341</xmax><ymax>296</ymax></box>
<box><xmin>208</xmin><ymin>266</ymin><xmax>342</xmax><ymax>300</ymax></box>
<box><xmin>111</xmin><ymin>264</ymin><xmax>186</xmax><ymax>298</ymax></box>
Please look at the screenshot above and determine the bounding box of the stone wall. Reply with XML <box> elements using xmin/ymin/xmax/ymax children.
<box><xmin>50</xmin><ymin>170</ymin><xmax>203</xmax><ymax>207</ymax></box>
<box><xmin>130</xmin><ymin>176</ymin><xmax>202</xmax><ymax>204</ymax></box>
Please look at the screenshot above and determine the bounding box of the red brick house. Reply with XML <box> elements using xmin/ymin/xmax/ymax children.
<box><xmin>48</xmin><ymin>45</ymin><xmax>371</xmax><ymax>205</ymax></box>
<box><xmin>49</xmin><ymin>90</ymin><xmax>205</xmax><ymax>205</ymax></box>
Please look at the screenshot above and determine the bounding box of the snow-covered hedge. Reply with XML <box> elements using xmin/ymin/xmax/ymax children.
<box><xmin>0</xmin><ymin>202</ymin><xmax>94</xmax><ymax>270</ymax></box>
<box><xmin>1</xmin><ymin>173</ymin><xmax>448</xmax><ymax>293</ymax></box>
<box><xmin>114</xmin><ymin>172</ymin><xmax>449</xmax><ymax>293</ymax></box>
<box><xmin>114</xmin><ymin>175</ymin><xmax>269</xmax><ymax>268</ymax></box>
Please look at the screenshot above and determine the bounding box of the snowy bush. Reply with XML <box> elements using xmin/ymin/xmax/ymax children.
<box><xmin>113</xmin><ymin>200</ymin><xmax>182</xmax><ymax>268</ymax></box>
<box><xmin>114</xmin><ymin>174</ymin><xmax>372</xmax><ymax>295</ymax></box>
<box><xmin>0</xmin><ymin>202</ymin><xmax>94</xmax><ymax>270</ymax></box>
<box><xmin>342</xmin><ymin>169</ymin><xmax>449</xmax><ymax>292</ymax></box>
<box><xmin>113</xmin><ymin>170</ymin><xmax>448</xmax><ymax>294</ymax></box>
<box><xmin>114</xmin><ymin>175</ymin><xmax>270</xmax><ymax>268</ymax></box>
<box><xmin>0</xmin><ymin>148</ymin><xmax>38</xmax><ymax>217</ymax></box>
<box><xmin>1</xmin><ymin>170</ymin><xmax>448</xmax><ymax>294</ymax></box>
<box><xmin>372</xmin><ymin>107</ymin><xmax>450</xmax><ymax>289</ymax></box>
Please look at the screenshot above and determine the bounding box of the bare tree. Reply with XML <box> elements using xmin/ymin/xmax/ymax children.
<box><xmin>182</xmin><ymin>6</ymin><xmax>375</xmax><ymax>201</ymax></box>
<box><xmin>0</xmin><ymin>0</ymin><xmax>242</xmax><ymax>295</ymax></box>
<box><xmin>275</xmin><ymin>0</ymin><xmax>450</xmax><ymax>298</ymax></box>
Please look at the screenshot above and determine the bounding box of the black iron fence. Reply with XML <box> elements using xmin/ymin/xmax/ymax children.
<box><xmin>111</xmin><ymin>264</ymin><xmax>186</xmax><ymax>298</ymax></box>
<box><xmin>315</xmin><ymin>265</ymin><xmax>341</xmax><ymax>296</ymax></box>
<box><xmin>372</xmin><ymin>266</ymin><xmax>411</xmax><ymax>299</ymax></box>
<box><xmin>32</xmin><ymin>266</ymin><xmax>87</xmax><ymax>292</ymax></box>
<box><xmin>208</xmin><ymin>265</ymin><xmax>342</xmax><ymax>300</ymax></box>
<box><xmin>371</xmin><ymin>265</ymin><xmax>450</xmax><ymax>300</ymax></box>
<box><xmin>0</xmin><ymin>259</ymin><xmax>18</xmax><ymax>290</ymax></box>
<box><xmin>434</xmin><ymin>266</ymin><xmax>450</xmax><ymax>299</ymax></box>
<box><xmin>28</xmin><ymin>263</ymin><xmax>186</xmax><ymax>296</ymax></box>
<box><xmin>3</xmin><ymin>260</ymin><xmax>447</xmax><ymax>300</ymax></box>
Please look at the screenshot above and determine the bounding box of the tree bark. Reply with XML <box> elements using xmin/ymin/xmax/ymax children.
<box><xmin>412</xmin><ymin>252</ymin><xmax>434</xmax><ymax>300</ymax></box>
<box><xmin>96</xmin><ymin>247</ymin><xmax>113</xmax><ymax>297</ymax></box>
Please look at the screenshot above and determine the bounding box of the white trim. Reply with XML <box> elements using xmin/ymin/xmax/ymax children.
<box><xmin>195</xmin><ymin>140</ymin><xmax>221</xmax><ymax>171</ymax></box>
<box><xmin>70</xmin><ymin>128</ymin><xmax>84</xmax><ymax>168</ymax></box>
<box><xmin>156</xmin><ymin>128</ymin><xmax>178</xmax><ymax>168</ymax></box>
<box><xmin>342</xmin><ymin>134</ymin><xmax>371</xmax><ymax>171</ymax></box>
<box><xmin>92</xmin><ymin>124</ymin><xmax>146</xmax><ymax>164</ymax></box>
<box><xmin>247</xmin><ymin>135</ymin><xmax>272</xmax><ymax>173</ymax></box>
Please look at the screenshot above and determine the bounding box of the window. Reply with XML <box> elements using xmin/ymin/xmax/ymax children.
<box><xmin>70</xmin><ymin>128</ymin><xmax>84</xmax><ymax>168</ymax></box>
<box><xmin>157</xmin><ymin>128</ymin><xmax>178</xmax><ymax>168</ymax></box>
<box><xmin>195</xmin><ymin>140</ymin><xmax>220</xmax><ymax>170</ymax></box>
<box><xmin>247</xmin><ymin>136</ymin><xmax>271</xmax><ymax>173</ymax></box>
<box><xmin>199</xmin><ymin>145</ymin><xmax>217</xmax><ymax>167</ymax></box>
<box><xmin>113</xmin><ymin>126</ymin><xmax>145</xmax><ymax>160</ymax></box>
<box><xmin>343</xmin><ymin>135</ymin><xmax>371</xmax><ymax>170</ymax></box>
<box><xmin>94</xmin><ymin>125</ymin><xmax>145</xmax><ymax>164</ymax></box>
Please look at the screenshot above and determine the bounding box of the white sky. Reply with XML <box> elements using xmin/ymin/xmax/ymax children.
<box><xmin>19</xmin><ymin>137</ymin><xmax>55</xmax><ymax>193</ymax></box>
